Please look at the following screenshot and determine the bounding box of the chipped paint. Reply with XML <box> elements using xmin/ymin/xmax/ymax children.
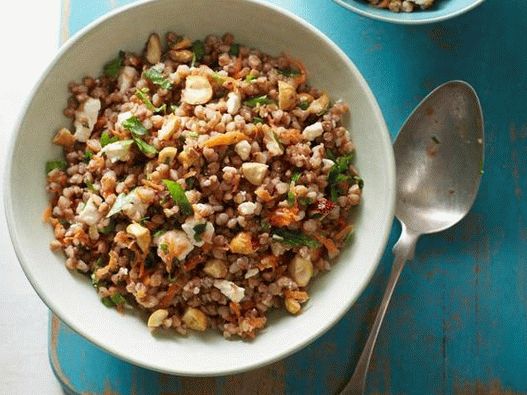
<box><xmin>49</xmin><ymin>315</ymin><xmax>74</xmax><ymax>390</ymax></box>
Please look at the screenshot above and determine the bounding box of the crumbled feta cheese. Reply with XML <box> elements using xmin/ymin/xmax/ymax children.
<box><xmin>157</xmin><ymin>230</ymin><xmax>194</xmax><ymax>263</ymax></box>
<box><xmin>122</xmin><ymin>189</ymin><xmax>149</xmax><ymax>221</ymax></box>
<box><xmin>74</xmin><ymin>98</ymin><xmax>101</xmax><ymax>142</ymax></box>
<box><xmin>100</xmin><ymin>140</ymin><xmax>133</xmax><ymax>163</ymax></box>
<box><xmin>213</xmin><ymin>280</ymin><xmax>245</xmax><ymax>303</ymax></box>
<box><xmin>238</xmin><ymin>202</ymin><xmax>257</xmax><ymax>216</ymax></box>
<box><xmin>226</xmin><ymin>92</ymin><xmax>241</xmax><ymax>115</ymax></box>
<box><xmin>302</xmin><ymin>121</ymin><xmax>324</xmax><ymax>141</ymax></box>
<box><xmin>263</xmin><ymin>128</ymin><xmax>284</xmax><ymax>157</ymax></box>
<box><xmin>234</xmin><ymin>140</ymin><xmax>251</xmax><ymax>160</ymax></box>
<box><xmin>181</xmin><ymin>217</ymin><xmax>215</xmax><ymax>247</ymax></box>
<box><xmin>118</xmin><ymin>66</ymin><xmax>138</xmax><ymax>94</ymax></box>
<box><xmin>116</xmin><ymin>111</ymin><xmax>133</xmax><ymax>129</ymax></box>
<box><xmin>244</xmin><ymin>268</ymin><xmax>259</xmax><ymax>279</ymax></box>
<box><xmin>77</xmin><ymin>195</ymin><xmax>102</xmax><ymax>226</ymax></box>
<box><xmin>241</xmin><ymin>162</ymin><xmax>268</xmax><ymax>185</ymax></box>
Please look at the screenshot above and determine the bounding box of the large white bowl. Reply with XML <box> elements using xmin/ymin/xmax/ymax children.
<box><xmin>4</xmin><ymin>0</ymin><xmax>395</xmax><ymax>376</ymax></box>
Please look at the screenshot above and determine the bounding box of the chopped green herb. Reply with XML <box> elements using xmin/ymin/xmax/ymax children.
<box><xmin>133</xmin><ymin>136</ymin><xmax>158</xmax><ymax>157</ymax></box>
<box><xmin>135</xmin><ymin>88</ymin><xmax>166</xmax><ymax>113</ymax></box>
<box><xmin>163</xmin><ymin>179</ymin><xmax>194</xmax><ymax>216</ymax></box>
<box><xmin>103</xmin><ymin>50</ymin><xmax>125</xmax><ymax>78</ymax></box>
<box><xmin>287</xmin><ymin>190</ymin><xmax>296</xmax><ymax>206</ymax></box>
<box><xmin>185</xmin><ymin>177</ymin><xmax>196</xmax><ymax>189</ymax></box>
<box><xmin>58</xmin><ymin>219</ymin><xmax>69</xmax><ymax>227</ymax></box>
<box><xmin>272</xmin><ymin>131</ymin><xmax>285</xmax><ymax>151</ymax></box>
<box><xmin>159</xmin><ymin>243</ymin><xmax>169</xmax><ymax>254</ymax></box>
<box><xmin>245</xmin><ymin>74</ymin><xmax>257</xmax><ymax>83</ymax></box>
<box><xmin>261</xmin><ymin>219</ymin><xmax>271</xmax><ymax>232</ymax></box>
<box><xmin>91</xmin><ymin>273</ymin><xmax>99</xmax><ymax>288</ymax></box>
<box><xmin>85</xmin><ymin>180</ymin><xmax>97</xmax><ymax>193</ymax></box>
<box><xmin>191</xmin><ymin>40</ymin><xmax>205</xmax><ymax>67</ymax></box>
<box><xmin>122</xmin><ymin>116</ymin><xmax>148</xmax><ymax>136</ymax></box>
<box><xmin>229</xmin><ymin>43</ymin><xmax>240</xmax><ymax>57</ymax></box>
<box><xmin>170</xmin><ymin>104</ymin><xmax>179</xmax><ymax>113</ymax></box>
<box><xmin>83</xmin><ymin>151</ymin><xmax>93</xmax><ymax>162</ymax></box>
<box><xmin>272</xmin><ymin>228</ymin><xmax>320</xmax><ymax>248</ymax></box>
<box><xmin>211</xmin><ymin>72</ymin><xmax>226</xmax><ymax>84</ymax></box>
<box><xmin>99</xmin><ymin>222</ymin><xmax>115</xmax><ymax>235</ymax></box>
<box><xmin>326</xmin><ymin>149</ymin><xmax>336</xmax><ymax>162</ymax></box>
<box><xmin>106</xmin><ymin>192</ymin><xmax>134</xmax><ymax>217</ymax></box>
<box><xmin>139</xmin><ymin>216</ymin><xmax>150</xmax><ymax>226</ymax></box>
<box><xmin>431</xmin><ymin>136</ymin><xmax>441</xmax><ymax>144</ymax></box>
<box><xmin>327</xmin><ymin>153</ymin><xmax>354</xmax><ymax>202</ymax></box>
<box><xmin>187</xmin><ymin>131</ymin><xmax>199</xmax><ymax>138</ymax></box>
<box><xmin>298</xmin><ymin>196</ymin><xmax>313</xmax><ymax>208</ymax></box>
<box><xmin>291</xmin><ymin>170</ymin><xmax>302</xmax><ymax>183</ymax></box>
<box><xmin>298</xmin><ymin>101</ymin><xmax>310</xmax><ymax>110</ymax></box>
<box><xmin>101</xmin><ymin>296</ymin><xmax>115</xmax><ymax>307</ymax></box>
<box><xmin>277</xmin><ymin>67</ymin><xmax>301</xmax><ymax>77</ymax></box>
<box><xmin>243</xmin><ymin>95</ymin><xmax>274</xmax><ymax>107</ymax></box>
<box><xmin>100</xmin><ymin>131</ymin><xmax>118</xmax><ymax>147</ymax></box>
<box><xmin>353</xmin><ymin>176</ymin><xmax>364</xmax><ymax>189</ymax></box>
<box><xmin>193</xmin><ymin>223</ymin><xmax>207</xmax><ymax>242</ymax></box>
<box><xmin>45</xmin><ymin>160</ymin><xmax>67</xmax><ymax>173</ymax></box>
<box><xmin>110</xmin><ymin>293</ymin><xmax>126</xmax><ymax>305</ymax></box>
<box><xmin>95</xmin><ymin>257</ymin><xmax>105</xmax><ymax>267</ymax></box>
<box><xmin>253</xmin><ymin>116</ymin><xmax>264</xmax><ymax>124</ymax></box>
<box><xmin>344</xmin><ymin>229</ymin><xmax>355</xmax><ymax>244</ymax></box>
<box><xmin>144</xmin><ymin>67</ymin><xmax>172</xmax><ymax>90</ymax></box>
<box><xmin>153</xmin><ymin>229</ymin><xmax>166</xmax><ymax>238</ymax></box>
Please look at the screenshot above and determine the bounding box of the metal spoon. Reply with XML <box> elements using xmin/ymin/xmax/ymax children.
<box><xmin>341</xmin><ymin>81</ymin><xmax>484</xmax><ymax>395</ymax></box>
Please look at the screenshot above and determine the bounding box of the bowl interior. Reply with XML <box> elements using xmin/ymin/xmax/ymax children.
<box><xmin>334</xmin><ymin>0</ymin><xmax>484</xmax><ymax>24</ymax></box>
<box><xmin>5</xmin><ymin>0</ymin><xmax>394</xmax><ymax>376</ymax></box>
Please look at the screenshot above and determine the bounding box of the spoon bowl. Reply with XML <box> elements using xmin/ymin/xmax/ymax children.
<box><xmin>395</xmin><ymin>81</ymin><xmax>484</xmax><ymax>234</ymax></box>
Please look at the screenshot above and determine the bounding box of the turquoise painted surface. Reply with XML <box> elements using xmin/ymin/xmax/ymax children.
<box><xmin>52</xmin><ymin>0</ymin><xmax>527</xmax><ymax>394</ymax></box>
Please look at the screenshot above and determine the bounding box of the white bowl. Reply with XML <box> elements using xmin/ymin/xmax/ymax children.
<box><xmin>4</xmin><ymin>0</ymin><xmax>395</xmax><ymax>376</ymax></box>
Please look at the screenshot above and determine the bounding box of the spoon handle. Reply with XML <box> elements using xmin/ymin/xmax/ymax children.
<box><xmin>340</xmin><ymin>224</ymin><xmax>418</xmax><ymax>395</ymax></box>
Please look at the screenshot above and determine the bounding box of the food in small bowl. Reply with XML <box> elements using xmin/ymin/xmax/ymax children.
<box><xmin>45</xmin><ymin>31</ymin><xmax>363</xmax><ymax>339</ymax></box>
<box><xmin>366</xmin><ymin>0</ymin><xmax>436</xmax><ymax>13</ymax></box>
<box><xmin>5</xmin><ymin>0</ymin><xmax>394</xmax><ymax>376</ymax></box>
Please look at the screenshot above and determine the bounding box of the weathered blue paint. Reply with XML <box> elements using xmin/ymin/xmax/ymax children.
<box><xmin>51</xmin><ymin>0</ymin><xmax>527</xmax><ymax>394</ymax></box>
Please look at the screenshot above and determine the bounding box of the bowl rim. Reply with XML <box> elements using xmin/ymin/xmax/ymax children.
<box><xmin>333</xmin><ymin>0</ymin><xmax>485</xmax><ymax>25</ymax></box>
<box><xmin>3</xmin><ymin>0</ymin><xmax>395</xmax><ymax>376</ymax></box>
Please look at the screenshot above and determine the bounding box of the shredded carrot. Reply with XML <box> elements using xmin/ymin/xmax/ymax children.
<box><xmin>230</xmin><ymin>302</ymin><xmax>241</xmax><ymax>318</ymax></box>
<box><xmin>269</xmin><ymin>206</ymin><xmax>299</xmax><ymax>227</ymax></box>
<box><xmin>202</xmin><ymin>131</ymin><xmax>247</xmax><ymax>148</ymax></box>
<box><xmin>335</xmin><ymin>224</ymin><xmax>353</xmax><ymax>241</ymax></box>
<box><xmin>138</xmin><ymin>260</ymin><xmax>146</xmax><ymax>279</ymax></box>
<box><xmin>183</xmin><ymin>254</ymin><xmax>205</xmax><ymax>272</ymax></box>
<box><xmin>42</xmin><ymin>206</ymin><xmax>52</xmax><ymax>223</ymax></box>
<box><xmin>255</xmin><ymin>187</ymin><xmax>274</xmax><ymax>202</ymax></box>
<box><xmin>314</xmin><ymin>234</ymin><xmax>339</xmax><ymax>258</ymax></box>
<box><xmin>158</xmin><ymin>281</ymin><xmax>182</xmax><ymax>308</ymax></box>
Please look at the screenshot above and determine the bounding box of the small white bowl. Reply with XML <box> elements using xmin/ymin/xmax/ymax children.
<box><xmin>4</xmin><ymin>0</ymin><xmax>395</xmax><ymax>376</ymax></box>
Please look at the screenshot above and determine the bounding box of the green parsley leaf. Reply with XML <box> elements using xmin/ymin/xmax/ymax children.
<box><xmin>325</xmin><ymin>149</ymin><xmax>337</xmax><ymax>162</ymax></box>
<box><xmin>85</xmin><ymin>180</ymin><xmax>97</xmax><ymax>193</ymax></box>
<box><xmin>122</xmin><ymin>116</ymin><xmax>148</xmax><ymax>136</ymax></box>
<box><xmin>83</xmin><ymin>151</ymin><xmax>93</xmax><ymax>162</ymax></box>
<box><xmin>243</xmin><ymin>95</ymin><xmax>274</xmax><ymax>107</ymax></box>
<box><xmin>153</xmin><ymin>229</ymin><xmax>166</xmax><ymax>238</ymax></box>
<box><xmin>277</xmin><ymin>67</ymin><xmax>301</xmax><ymax>77</ymax></box>
<box><xmin>261</xmin><ymin>219</ymin><xmax>271</xmax><ymax>232</ymax></box>
<box><xmin>245</xmin><ymin>74</ymin><xmax>257</xmax><ymax>83</ymax></box>
<box><xmin>99</xmin><ymin>222</ymin><xmax>115</xmax><ymax>235</ymax></box>
<box><xmin>170</xmin><ymin>104</ymin><xmax>179</xmax><ymax>114</ymax></box>
<box><xmin>253</xmin><ymin>116</ymin><xmax>264</xmax><ymax>124</ymax></box>
<box><xmin>272</xmin><ymin>228</ymin><xmax>320</xmax><ymax>248</ymax></box>
<box><xmin>133</xmin><ymin>136</ymin><xmax>158</xmax><ymax>157</ymax></box>
<box><xmin>160</xmin><ymin>243</ymin><xmax>169</xmax><ymax>254</ymax></box>
<box><xmin>298</xmin><ymin>196</ymin><xmax>313</xmax><ymax>208</ymax></box>
<box><xmin>193</xmin><ymin>223</ymin><xmax>207</xmax><ymax>242</ymax></box>
<box><xmin>95</xmin><ymin>257</ymin><xmax>105</xmax><ymax>267</ymax></box>
<box><xmin>162</xmin><ymin>179</ymin><xmax>194</xmax><ymax>216</ymax></box>
<box><xmin>229</xmin><ymin>43</ymin><xmax>240</xmax><ymax>57</ymax></box>
<box><xmin>139</xmin><ymin>216</ymin><xmax>150</xmax><ymax>226</ymax></box>
<box><xmin>185</xmin><ymin>177</ymin><xmax>196</xmax><ymax>189</ymax></box>
<box><xmin>299</xmin><ymin>101</ymin><xmax>310</xmax><ymax>110</ymax></box>
<box><xmin>100</xmin><ymin>131</ymin><xmax>119</xmax><ymax>147</ymax></box>
<box><xmin>327</xmin><ymin>153</ymin><xmax>354</xmax><ymax>201</ymax></box>
<box><xmin>144</xmin><ymin>67</ymin><xmax>172</xmax><ymax>90</ymax></box>
<box><xmin>353</xmin><ymin>176</ymin><xmax>364</xmax><ymax>189</ymax></box>
<box><xmin>45</xmin><ymin>160</ymin><xmax>67</xmax><ymax>173</ymax></box>
<box><xmin>110</xmin><ymin>293</ymin><xmax>126</xmax><ymax>305</ymax></box>
<box><xmin>191</xmin><ymin>40</ymin><xmax>205</xmax><ymax>66</ymax></box>
<box><xmin>135</xmin><ymin>88</ymin><xmax>166</xmax><ymax>113</ymax></box>
<box><xmin>211</xmin><ymin>72</ymin><xmax>226</xmax><ymax>84</ymax></box>
<box><xmin>101</xmin><ymin>296</ymin><xmax>115</xmax><ymax>307</ymax></box>
<box><xmin>291</xmin><ymin>170</ymin><xmax>302</xmax><ymax>183</ymax></box>
<box><xmin>287</xmin><ymin>190</ymin><xmax>295</xmax><ymax>206</ymax></box>
<box><xmin>103</xmin><ymin>50</ymin><xmax>125</xmax><ymax>78</ymax></box>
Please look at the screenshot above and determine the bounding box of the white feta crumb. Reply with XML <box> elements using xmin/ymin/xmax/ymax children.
<box><xmin>157</xmin><ymin>230</ymin><xmax>194</xmax><ymax>262</ymax></box>
<box><xmin>241</xmin><ymin>162</ymin><xmax>269</xmax><ymax>185</ymax></box>
<box><xmin>181</xmin><ymin>217</ymin><xmax>215</xmax><ymax>247</ymax></box>
<box><xmin>234</xmin><ymin>140</ymin><xmax>251</xmax><ymax>160</ymax></box>
<box><xmin>77</xmin><ymin>195</ymin><xmax>102</xmax><ymax>226</ymax></box>
<box><xmin>264</xmin><ymin>128</ymin><xmax>284</xmax><ymax>157</ymax></box>
<box><xmin>302</xmin><ymin>122</ymin><xmax>324</xmax><ymax>141</ymax></box>
<box><xmin>226</xmin><ymin>92</ymin><xmax>241</xmax><ymax>115</ymax></box>
<box><xmin>238</xmin><ymin>202</ymin><xmax>257</xmax><ymax>216</ymax></box>
<box><xmin>100</xmin><ymin>140</ymin><xmax>133</xmax><ymax>163</ymax></box>
<box><xmin>74</xmin><ymin>98</ymin><xmax>101</xmax><ymax>142</ymax></box>
<box><xmin>213</xmin><ymin>280</ymin><xmax>245</xmax><ymax>303</ymax></box>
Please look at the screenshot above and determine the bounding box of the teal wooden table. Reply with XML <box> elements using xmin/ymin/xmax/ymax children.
<box><xmin>51</xmin><ymin>1</ymin><xmax>527</xmax><ymax>394</ymax></box>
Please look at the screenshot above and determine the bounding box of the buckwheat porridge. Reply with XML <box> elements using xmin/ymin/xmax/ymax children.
<box><xmin>366</xmin><ymin>0</ymin><xmax>436</xmax><ymax>12</ymax></box>
<box><xmin>44</xmin><ymin>32</ymin><xmax>363</xmax><ymax>339</ymax></box>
